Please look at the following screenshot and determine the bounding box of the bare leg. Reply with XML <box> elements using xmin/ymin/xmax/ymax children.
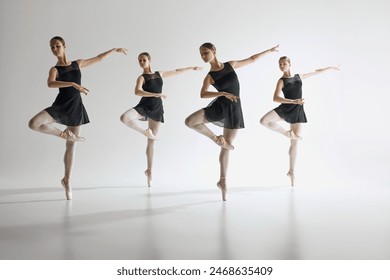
<box><xmin>217</xmin><ymin>128</ymin><xmax>238</xmax><ymax>201</ymax></box>
<box><xmin>260</xmin><ymin>110</ymin><xmax>300</xmax><ymax>140</ymax></box>
<box><xmin>185</xmin><ymin>109</ymin><xmax>233</xmax><ymax>149</ymax></box>
<box><xmin>287</xmin><ymin>123</ymin><xmax>302</xmax><ymax>187</ymax></box>
<box><xmin>61</xmin><ymin>126</ymin><xmax>81</xmax><ymax>200</ymax></box>
<box><xmin>144</xmin><ymin>119</ymin><xmax>160</xmax><ymax>187</ymax></box>
<box><xmin>185</xmin><ymin>109</ymin><xmax>214</xmax><ymax>138</ymax></box>
<box><xmin>29</xmin><ymin>110</ymin><xmax>84</xmax><ymax>141</ymax></box>
<box><xmin>120</xmin><ymin>108</ymin><xmax>157</xmax><ymax>140</ymax></box>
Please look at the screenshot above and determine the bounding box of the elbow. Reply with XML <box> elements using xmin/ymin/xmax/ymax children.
<box><xmin>47</xmin><ymin>82</ymin><xmax>55</xmax><ymax>88</ymax></box>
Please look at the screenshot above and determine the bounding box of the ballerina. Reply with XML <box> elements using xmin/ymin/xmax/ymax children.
<box><xmin>28</xmin><ymin>36</ymin><xmax>127</xmax><ymax>199</ymax></box>
<box><xmin>185</xmin><ymin>42</ymin><xmax>279</xmax><ymax>201</ymax></box>
<box><xmin>120</xmin><ymin>52</ymin><xmax>202</xmax><ymax>187</ymax></box>
<box><xmin>260</xmin><ymin>56</ymin><xmax>340</xmax><ymax>186</ymax></box>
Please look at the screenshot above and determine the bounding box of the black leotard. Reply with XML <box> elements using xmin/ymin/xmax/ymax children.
<box><xmin>45</xmin><ymin>61</ymin><xmax>90</xmax><ymax>126</ymax></box>
<box><xmin>274</xmin><ymin>74</ymin><xmax>307</xmax><ymax>123</ymax></box>
<box><xmin>134</xmin><ymin>72</ymin><xmax>164</xmax><ymax>123</ymax></box>
<box><xmin>203</xmin><ymin>62</ymin><xmax>244</xmax><ymax>129</ymax></box>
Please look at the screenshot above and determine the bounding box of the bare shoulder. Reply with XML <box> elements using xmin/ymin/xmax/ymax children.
<box><xmin>204</xmin><ymin>73</ymin><xmax>214</xmax><ymax>84</ymax></box>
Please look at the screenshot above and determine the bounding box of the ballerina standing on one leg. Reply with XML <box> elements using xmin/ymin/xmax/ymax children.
<box><xmin>260</xmin><ymin>56</ymin><xmax>340</xmax><ymax>186</ymax></box>
<box><xmin>28</xmin><ymin>36</ymin><xmax>127</xmax><ymax>199</ymax></box>
<box><xmin>120</xmin><ymin>52</ymin><xmax>202</xmax><ymax>187</ymax></box>
<box><xmin>185</xmin><ymin>42</ymin><xmax>279</xmax><ymax>201</ymax></box>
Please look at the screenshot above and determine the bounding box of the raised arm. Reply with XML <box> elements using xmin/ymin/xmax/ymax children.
<box><xmin>160</xmin><ymin>66</ymin><xmax>203</xmax><ymax>78</ymax></box>
<box><xmin>200</xmin><ymin>74</ymin><xmax>239</xmax><ymax>102</ymax></box>
<box><xmin>229</xmin><ymin>45</ymin><xmax>279</xmax><ymax>69</ymax></box>
<box><xmin>301</xmin><ymin>65</ymin><xmax>340</xmax><ymax>79</ymax></box>
<box><xmin>77</xmin><ymin>48</ymin><xmax>128</xmax><ymax>68</ymax></box>
<box><xmin>273</xmin><ymin>79</ymin><xmax>304</xmax><ymax>105</ymax></box>
<box><xmin>47</xmin><ymin>67</ymin><xmax>89</xmax><ymax>95</ymax></box>
<box><xmin>134</xmin><ymin>75</ymin><xmax>166</xmax><ymax>99</ymax></box>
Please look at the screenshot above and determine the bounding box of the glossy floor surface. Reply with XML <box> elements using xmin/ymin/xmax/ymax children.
<box><xmin>1</xmin><ymin>182</ymin><xmax>389</xmax><ymax>260</ymax></box>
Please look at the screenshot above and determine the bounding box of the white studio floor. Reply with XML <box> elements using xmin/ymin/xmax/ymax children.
<box><xmin>0</xmin><ymin>181</ymin><xmax>389</xmax><ymax>260</ymax></box>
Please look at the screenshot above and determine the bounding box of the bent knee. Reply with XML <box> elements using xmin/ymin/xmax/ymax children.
<box><xmin>28</xmin><ymin>118</ymin><xmax>39</xmax><ymax>130</ymax></box>
<box><xmin>120</xmin><ymin>113</ymin><xmax>132</xmax><ymax>124</ymax></box>
<box><xmin>259</xmin><ymin>117</ymin><xmax>268</xmax><ymax>126</ymax></box>
<box><xmin>184</xmin><ymin>117</ymin><xmax>193</xmax><ymax>128</ymax></box>
<box><xmin>120</xmin><ymin>114</ymin><xmax>126</xmax><ymax>123</ymax></box>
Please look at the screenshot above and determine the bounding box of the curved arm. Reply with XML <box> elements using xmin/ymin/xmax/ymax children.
<box><xmin>229</xmin><ymin>44</ymin><xmax>279</xmax><ymax>69</ymax></box>
<box><xmin>200</xmin><ymin>75</ymin><xmax>239</xmax><ymax>102</ymax></box>
<box><xmin>273</xmin><ymin>79</ymin><xmax>304</xmax><ymax>105</ymax></box>
<box><xmin>160</xmin><ymin>66</ymin><xmax>203</xmax><ymax>78</ymax></box>
<box><xmin>77</xmin><ymin>48</ymin><xmax>128</xmax><ymax>68</ymax></box>
<box><xmin>134</xmin><ymin>75</ymin><xmax>166</xmax><ymax>98</ymax></box>
<box><xmin>301</xmin><ymin>65</ymin><xmax>340</xmax><ymax>79</ymax></box>
<box><xmin>47</xmin><ymin>67</ymin><xmax>89</xmax><ymax>94</ymax></box>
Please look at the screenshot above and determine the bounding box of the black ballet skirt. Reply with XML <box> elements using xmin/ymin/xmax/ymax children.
<box><xmin>274</xmin><ymin>74</ymin><xmax>307</xmax><ymax>124</ymax></box>
<box><xmin>134</xmin><ymin>72</ymin><xmax>164</xmax><ymax>123</ymax></box>
<box><xmin>45</xmin><ymin>61</ymin><xmax>90</xmax><ymax>126</ymax></box>
<box><xmin>203</xmin><ymin>62</ymin><xmax>244</xmax><ymax>129</ymax></box>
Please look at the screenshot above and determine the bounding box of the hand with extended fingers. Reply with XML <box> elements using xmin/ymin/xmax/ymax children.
<box><xmin>114</xmin><ymin>48</ymin><xmax>128</xmax><ymax>55</ymax></box>
<box><xmin>223</xmin><ymin>92</ymin><xmax>239</xmax><ymax>102</ymax></box>
<box><xmin>73</xmin><ymin>83</ymin><xmax>89</xmax><ymax>95</ymax></box>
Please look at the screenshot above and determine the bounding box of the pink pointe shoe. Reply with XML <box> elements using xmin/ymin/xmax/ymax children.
<box><xmin>287</xmin><ymin>171</ymin><xmax>295</xmax><ymax>187</ymax></box>
<box><xmin>143</xmin><ymin>128</ymin><xmax>158</xmax><ymax>140</ymax></box>
<box><xmin>286</xmin><ymin>130</ymin><xmax>301</xmax><ymax>140</ymax></box>
<box><xmin>217</xmin><ymin>178</ymin><xmax>227</xmax><ymax>201</ymax></box>
<box><xmin>213</xmin><ymin>135</ymin><xmax>234</xmax><ymax>150</ymax></box>
<box><xmin>59</xmin><ymin>129</ymin><xmax>85</xmax><ymax>142</ymax></box>
<box><xmin>61</xmin><ymin>179</ymin><xmax>72</xmax><ymax>200</ymax></box>
<box><xmin>144</xmin><ymin>170</ymin><xmax>152</xmax><ymax>188</ymax></box>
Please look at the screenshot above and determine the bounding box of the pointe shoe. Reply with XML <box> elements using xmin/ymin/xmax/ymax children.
<box><xmin>213</xmin><ymin>135</ymin><xmax>234</xmax><ymax>150</ymax></box>
<box><xmin>143</xmin><ymin>128</ymin><xmax>158</xmax><ymax>140</ymax></box>
<box><xmin>61</xmin><ymin>179</ymin><xmax>72</xmax><ymax>200</ymax></box>
<box><xmin>286</xmin><ymin>130</ymin><xmax>301</xmax><ymax>140</ymax></box>
<box><xmin>217</xmin><ymin>180</ymin><xmax>227</xmax><ymax>201</ymax></box>
<box><xmin>59</xmin><ymin>129</ymin><xmax>85</xmax><ymax>142</ymax></box>
<box><xmin>287</xmin><ymin>172</ymin><xmax>295</xmax><ymax>187</ymax></box>
<box><xmin>144</xmin><ymin>170</ymin><xmax>152</xmax><ymax>188</ymax></box>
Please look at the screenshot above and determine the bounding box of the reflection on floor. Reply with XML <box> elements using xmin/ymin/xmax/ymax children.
<box><xmin>0</xmin><ymin>182</ymin><xmax>389</xmax><ymax>260</ymax></box>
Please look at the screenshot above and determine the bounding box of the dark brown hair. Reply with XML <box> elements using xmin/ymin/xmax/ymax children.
<box><xmin>279</xmin><ymin>56</ymin><xmax>291</xmax><ymax>64</ymax></box>
<box><xmin>199</xmin><ymin>42</ymin><xmax>216</xmax><ymax>51</ymax></box>
<box><xmin>50</xmin><ymin>36</ymin><xmax>66</xmax><ymax>46</ymax></box>
<box><xmin>138</xmin><ymin>52</ymin><xmax>151</xmax><ymax>60</ymax></box>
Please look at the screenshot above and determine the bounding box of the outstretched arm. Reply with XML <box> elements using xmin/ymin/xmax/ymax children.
<box><xmin>134</xmin><ymin>75</ymin><xmax>166</xmax><ymax>99</ymax></box>
<box><xmin>47</xmin><ymin>67</ymin><xmax>89</xmax><ymax>95</ymax></box>
<box><xmin>160</xmin><ymin>66</ymin><xmax>203</xmax><ymax>78</ymax></box>
<box><xmin>77</xmin><ymin>48</ymin><xmax>128</xmax><ymax>68</ymax></box>
<box><xmin>229</xmin><ymin>45</ymin><xmax>279</xmax><ymax>69</ymax></box>
<box><xmin>273</xmin><ymin>79</ymin><xmax>304</xmax><ymax>105</ymax></box>
<box><xmin>301</xmin><ymin>65</ymin><xmax>340</xmax><ymax>79</ymax></box>
<box><xmin>200</xmin><ymin>75</ymin><xmax>239</xmax><ymax>102</ymax></box>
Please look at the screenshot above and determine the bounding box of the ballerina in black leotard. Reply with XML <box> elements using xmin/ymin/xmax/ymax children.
<box><xmin>185</xmin><ymin>42</ymin><xmax>279</xmax><ymax>201</ymax></box>
<box><xmin>28</xmin><ymin>36</ymin><xmax>127</xmax><ymax>200</ymax></box>
<box><xmin>260</xmin><ymin>56</ymin><xmax>340</xmax><ymax>186</ymax></box>
<box><xmin>120</xmin><ymin>52</ymin><xmax>202</xmax><ymax>187</ymax></box>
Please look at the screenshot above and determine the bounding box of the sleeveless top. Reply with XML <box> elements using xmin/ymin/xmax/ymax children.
<box><xmin>274</xmin><ymin>74</ymin><xmax>307</xmax><ymax>123</ymax></box>
<box><xmin>203</xmin><ymin>62</ymin><xmax>244</xmax><ymax>129</ymax></box>
<box><xmin>45</xmin><ymin>61</ymin><xmax>90</xmax><ymax>126</ymax></box>
<box><xmin>134</xmin><ymin>71</ymin><xmax>164</xmax><ymax>123</ymax></box>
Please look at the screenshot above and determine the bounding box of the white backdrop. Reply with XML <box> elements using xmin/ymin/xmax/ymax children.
<box><xmin>0</xmin><ymin>0</ymin><xmax>389</xmax><ymax>190</ymax></box>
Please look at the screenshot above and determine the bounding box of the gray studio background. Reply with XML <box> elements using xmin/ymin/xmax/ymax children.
<box><xmin>0</xmin><ymin>0</ymin><xmax>388</xmax><ymax>191</ymax></box>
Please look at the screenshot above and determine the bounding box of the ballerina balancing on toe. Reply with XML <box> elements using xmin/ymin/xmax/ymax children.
<box><xmin>185</xmin><ymin>42</ymin><xmax>279</xmax><ymax>201</ymax></box>
<box><xmin>260</xmin><ymin>56</ymin><xmax>340</xmax><ymax>186</ymax></box>
<box><xmin>120</xmin><ymin>52</ymin><xmax>202</xmax><ymax>187</ymax></box>
<box><xmin>28</xmin><ymin>36</ymin><xmax>127</xmax><ymax>200</ymax></box>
